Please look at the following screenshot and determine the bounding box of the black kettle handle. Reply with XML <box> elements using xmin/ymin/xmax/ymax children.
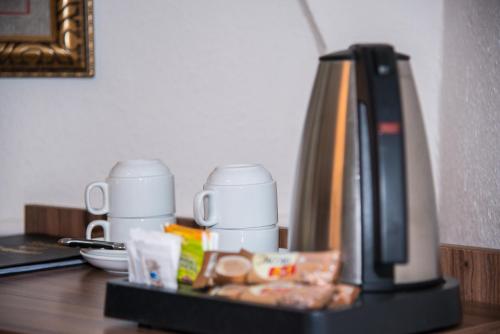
<box><xmin>353</xmin><ymin>45</ymin><xmax>407</xmax><ymax>264</ymax></box>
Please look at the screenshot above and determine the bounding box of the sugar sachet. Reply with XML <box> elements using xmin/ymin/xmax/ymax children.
<box><xmin>126</xmin><ymin>229</ymin><xmax>182</xmax><ymax>290</ymax></box>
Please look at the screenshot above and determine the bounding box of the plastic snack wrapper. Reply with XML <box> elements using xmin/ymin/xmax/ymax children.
<box><xmin>245</xmin><ymin>250</ymin><xmax>341</xmax><ymax>285</ymax></box>
<box><xmin>328</xmin><ymin>283</ymin><xmax>361</xmax><ymax>309</ymax></box>
<box><xmin>209</xmin><ymin>284</ymin><xmax>248</xmax><ymax>299</ymax></box>
<box><xmin>276</xmin><ymin>283</ymin><xmax>335</xmax><ymax>309</ymax></box>
<box><xmin>126</xmin><ymin>229</ymin><xmax>182</xmax><ymax>290</ymax></box>
<box><xmin>210</xmin><ymin>282</ymin><xmax>336</xmax><ymax>310</ymax></box>
<box><xmin>193</xmin><ymin>249</ymin><xmax>341</xmax><ymax>289</ymax></box>
<box><xmin>164</xmin><ymin>223</ymin><xmax>219</xmax><ymax>284</ymax></box>
<box><xmin>193</xmin><ymin>250</ymin><xmax>252</xmax><ymax>289</ymax></box>
<box><xmin>195</xmin><ymin>249</ymin><xmax>359</xmax><ymax>310</ymax></box>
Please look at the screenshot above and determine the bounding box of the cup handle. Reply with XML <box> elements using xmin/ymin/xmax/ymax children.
<box><xmin>85</xmin><ymin>181</ymin><xmax>109</xmax><ymax>215</ymax></box>
<box><xmin>86</xmin><ymin>220</ymin><xmax>110</xmax><ymax>241</ymax></box>
<box><xmin>193</xmin><ymin>190</ymin><xmax>217</xmax><ymax>227</ymax></box>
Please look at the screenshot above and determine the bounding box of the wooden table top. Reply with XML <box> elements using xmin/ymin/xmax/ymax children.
<box><xmin>0</xmin><ymin>264</ymin><xmax>499</xmax><ymax>334</ymax></box>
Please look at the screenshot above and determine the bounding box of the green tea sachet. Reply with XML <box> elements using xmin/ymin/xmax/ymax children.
<box><xmin>164</xmin><ymin>224</ymin><xmax>218</xmax><ymax>284</ymax></box>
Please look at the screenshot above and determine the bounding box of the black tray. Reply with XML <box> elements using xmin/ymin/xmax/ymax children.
<box><xmin>105</xmin><ymin>277</ymin><xmax>461</xmax><ymax>334</ymax></box>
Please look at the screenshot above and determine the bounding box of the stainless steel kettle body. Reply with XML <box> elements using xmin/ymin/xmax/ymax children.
<box><xmin>290</xmin><ymin>45</ymin><xmax>441</xmax><ymax>291</ymax></box>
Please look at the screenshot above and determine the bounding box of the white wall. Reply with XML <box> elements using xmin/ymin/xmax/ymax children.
<box><xmin>2</xmin><ymin>1</ymin><xmax>496</xmax><ymax>249</ymax></box>
<box><xmin>439</xmin><ymin>0</ymin><xmax>500</xmax><ymax>248</ymax></box>
<box><xmin>0</xmin><ymin>0</ymin><xmax>318</xmax><ymax>234</ymax></box>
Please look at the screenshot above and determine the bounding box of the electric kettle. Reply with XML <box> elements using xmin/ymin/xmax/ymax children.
<box><xmin>290</xmin><ymin>44</ymin><xmax>441</xmax><ymax>291</ymax></box>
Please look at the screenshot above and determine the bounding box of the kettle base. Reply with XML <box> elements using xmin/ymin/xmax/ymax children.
<box><xmin>361</xmin><ymin>276</ymin><xmax>445</xmax><ymax>292</ymax></box>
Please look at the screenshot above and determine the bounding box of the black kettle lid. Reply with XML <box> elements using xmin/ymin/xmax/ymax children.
<box><xmin>320</xmin><ymin>44</ymin><xmax>410</xmax><ymax>61</ymax></box>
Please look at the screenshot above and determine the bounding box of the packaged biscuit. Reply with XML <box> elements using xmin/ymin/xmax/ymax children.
<box><xmin>164</xmin><ymin>224</ymin><xmax>218</xmax><ymax>284</ymax></box>
<box><xmin>329</xmin><ymin>283</ymin><xmax>361</xmax><ymax>309</ymax></box>
<box><xmin>194</xmin><ymin>249</ymin><xmax>341</xmax><ymax>289</ymax></box>
<box><xmin>245</xmin><ymin>250</ymin><xmax>341</xmax><ymax>285</ymax></box>
<box><xmin>209</xmin><ymin>284</ymin><xmax>247</xmax><ymax>299</ymax></box>
<box><xmin>277</xmin><ymin>283</ymin><xmax>335</xmax><ymax>309</ymax></box>
<box><xmin>238</xmin><ymin>282</ymin><xmax>297</xmax><ymax>306</ymax></box>
<box><xmin>211</xmin><ymin>282</ymin><xmax>335</xmax><ymax>310</ymax></box>
<box><xmin>193</xmin><ymin>250</ymin><xmax>252</xmax><ymax>289</ymax></box>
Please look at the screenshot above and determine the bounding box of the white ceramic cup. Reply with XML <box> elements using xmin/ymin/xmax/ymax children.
<box><xmin>193</xmin><ymin>164</ymin><xmax>278</xmax><ymax>229</ymax></box>
<box><xmin>209</xmin><ymin>225</ymin><xmax>279</xmax><ymax>252</ymax></box>
<box><xmin>86</xmin><ymin>215</ymin><xmax>176</xmax><ymax>242</ymax></box>
<box><xmin>85</xmin><ymin>159</ymin><xmax>175</xmax><ymax>218</ymax></box>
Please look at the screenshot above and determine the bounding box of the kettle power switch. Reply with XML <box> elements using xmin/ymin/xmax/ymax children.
<box><xmin>378</xmin><ymin>122</ymin><xmax>401</xmax><ymax>135</ymax></box>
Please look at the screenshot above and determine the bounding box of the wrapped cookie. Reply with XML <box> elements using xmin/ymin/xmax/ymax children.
<box><xmin>211</xmin><ymin>282</ymin><xmax>335</xmax><ymax>310</ymax></box>
<box><xmin>194</xmin><ymin>249</ymin><xmax>341</xmax><ymax>289</ymax></box>
<box><xmin>209</xmin><ymin>284</ymin><xmax>248</xmax><ymax>300</ymax></box>
<box><xmin>246</xmin><ymin>250</ymin><xmax>341</xmax><ymax>285</ymax></box>
<box><xmin>193</xmin><ymin>250</ymin><xmax>252</xmax><ymax>289</ymax></box>
<box><xmin>329</xmin><ymin>284</ymin><xmax>361</xmax><ymax>309</ymax></box>
<box><xmin>277</xmin><ymin>284</ymin><xmax>335</xmax><ymax>309</ymax></box>
<box><xmin>238</xmin><ymin>282</ymin><xmax>297</xmax><ymax>306</ymax></box>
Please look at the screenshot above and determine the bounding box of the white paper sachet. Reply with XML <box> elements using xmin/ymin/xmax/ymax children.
<box><xmin>126</xmin><ymin>238</ymin><xmax>138</xmax><ymax>283</ymax></box>
<box><xmin>126</xmin><ymin>229</ymin><xmax>182</xmax><ymax>290</ymax></box>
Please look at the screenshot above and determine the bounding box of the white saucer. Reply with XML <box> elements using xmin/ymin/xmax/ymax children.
<box><xmin>83</xmin><ymin>248</ymin><xmax>128</xmax><ymax>258</ymax></box>
<box><xmin>81</xmin><ymin>248</ymin><xmax>128</xmax><ymax>274</ymax></box>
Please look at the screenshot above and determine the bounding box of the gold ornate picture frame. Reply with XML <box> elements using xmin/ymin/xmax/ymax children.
<box><xmin>0</xmin><ymin>0</ymin><xmax>94</xmax><ymax>77</ymax></box>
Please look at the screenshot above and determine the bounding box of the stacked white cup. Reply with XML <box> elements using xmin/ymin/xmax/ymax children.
<box><xmin>85</xmin><ymin>159</ymin><xmax>176</xmax><ymax>242</ymax></box>
<box><xmin>193</xmin><ymin>164</ymin><xmax>279</xmax><ymax>252</ymax></box>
